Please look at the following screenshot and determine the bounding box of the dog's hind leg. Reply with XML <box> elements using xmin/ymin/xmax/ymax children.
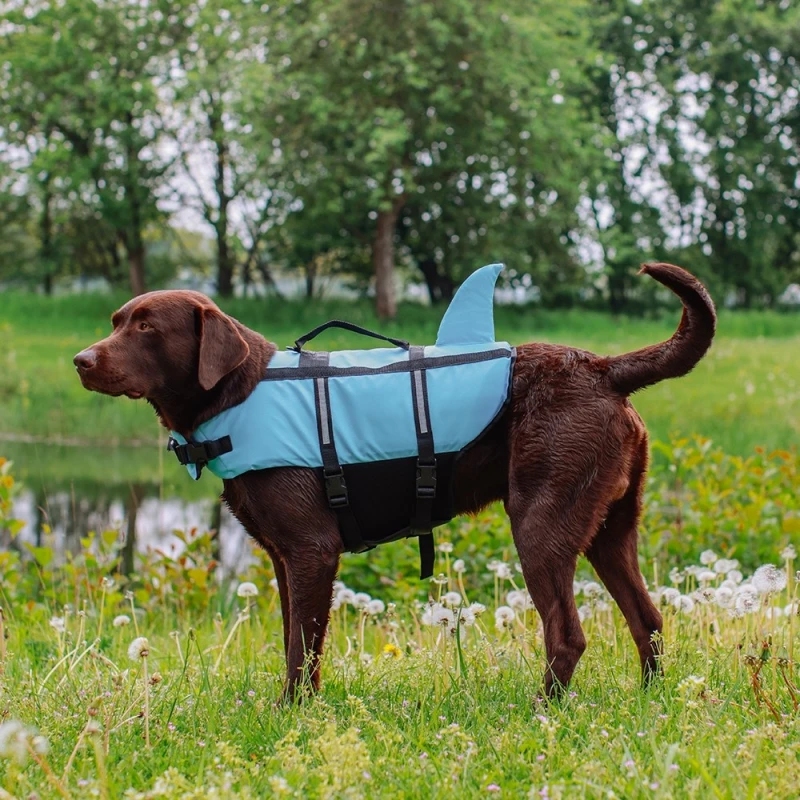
<box><xmin>281</xmin><ymin>543</ymin><xmax>340</xmax><ymax>701</ymax></box>
<box><xmin>507</xmin><ymin>497</ymin><xmax>590</xmax><ymax>698</ymax></box>
<box><xmin>585</xmin><ymin>454</ymin><xmax>663</xmax><ymax>683</ymax></box>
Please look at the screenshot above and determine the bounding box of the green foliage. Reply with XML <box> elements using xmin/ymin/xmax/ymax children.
<box><xmin>0</xmin><ymin>453</ymin><xmax>799</xmax><ymax>797</ymax></box>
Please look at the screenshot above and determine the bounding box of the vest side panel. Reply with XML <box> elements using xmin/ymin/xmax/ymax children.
<box><xmin>328</xmin><ymin>372</ymin><xmax>418</xmax><ymax>464</ymax></box>
<box><xmin>202</xmin><ymin>379</ymin><xmax>324</xmax><ymax>477</ymax></box>
<box><xmin>426</xmin><ymin>357</ymin><xmax>513</xmax><ymax>454</ymax></box>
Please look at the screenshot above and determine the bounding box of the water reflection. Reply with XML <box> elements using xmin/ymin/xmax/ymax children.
<box><xmin>11</xmin><ymin>487</ymin><xmax>254</xmax><ymax>574</ymax></box>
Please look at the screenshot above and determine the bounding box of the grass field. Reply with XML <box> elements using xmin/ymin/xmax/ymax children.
<box><xmin>1</xmin><ymin>293</ymin><xmax>800</xmax><ymax>797</ymax></box>
<box><xmin>0</xmin><ymin>485</ymin><xmax>799</xmax><ymax>798</ymax></box>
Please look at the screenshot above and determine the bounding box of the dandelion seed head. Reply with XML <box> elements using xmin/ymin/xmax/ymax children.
<box><xmin>700</xmin><ymin>550</ymin><xmax>718</xmax><ymax>566</ymax></box>
<box><xmin>49</xmin><ymin>616</ymin><xmax>66</xmax><ymax>633</ymax></box>
<box><xmin>697</xmin><ymin>570</ymin><xmax>717</xmax><ymax>583</ymax></box>
<box><xmin>669</xmin><ymin>567</ymin><xmax>684</xmax><ymax>585</ymax></box>
<box><xmin>442</xmin><ymin>592</ymin><xmax>463</xmax><ymax>608</ymax></box>
<box><xmin>453</xmin><ymin>559</ymin><xmax>466</xmax><ymax>574</ymax></box>
<box><xmin>781</xmin><ymin>545</ymin><xmax>796</xmax><ymax>562</ymax></box>
<box><xmin>112</xmin><ymin>614</ymin><xmax>131</xmax><ymax>628</ymax></box>
<box><xmin>734</xmin><ymin>586</ymin><xmax>761</xmax><ymax>615</ymax></box>
<box><xmin>495</xmin><ymin>563</ymin><xmax>512</xmax><ymax>580</ymax></box>
<box><xmin>431</xmin><ymin>606</ymin><xmax>455</xmax><ymax>628</ymax></box>
<box><xmin>336</xmin><ymin>588</ymin><xmax>356</xmax><ymax>606</ymax></box>
<box><xmin>660</xmin><ymin>588</ymin><xmax>681</xmax><ymax>605</ymax></box>
<box><xmin>494</xmin><ymin>606</ymin><xmax>515</xmax><ymax>630</ymax></box>
<box><xmin>468</xmin><ymin>602</ymin><xmax>486</xmax><ymax>616</ymax></box>
<box><xmin>366</xmin><ymin>599</ymin><xmax>385</xmax><ymax>616</ymax></box>
<box><xmin>236</xmin><ymin>582</ymin><xmax>259</xmax><ymax>598</ymax></box>
<box><xmin>438</xmin><ymin>542</ymin><xmax>454</xmax><ymax>554</ymax></box>
<box><xmin>715</xmin><ymin>587</ymin><xmax>734</xmax><ymax>608</ymax></box>
<box><xmin>727</xmin><ymin>569</ymin><xmax>744</xmax><ymax>584</ymax></box>
<box><xmin>127</xmin><ymin>636</ymin><xmax>150</xmax><ymax>661</ymax></box>
<box><xmin>577</xmin><ymin>605</ymin><xmax>592</xmax><ymax>622</ymax></box>
<box><xmin>752</xmin><ymin>565</ymin><xmax>787</xmax><ymax>594</ymax></box>
<box><xmin>673</xmin><ymin>595</ymin><xmax>695</xmax><ymax>614</ymax></box>
<box><xmin>354</xmin><ymin>592</ymin><xmax>372</xmax><ymax>609</ymax></box>
<box><xmin>0</xmin><ymin>721</ymin><xmax>34</xmax><ymax>764</ymax></box>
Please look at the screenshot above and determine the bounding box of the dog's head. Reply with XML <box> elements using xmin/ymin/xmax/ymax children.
<box><xmin>74</xmin><ymin>290</ymin><xmax>250</xmax><ymax>402</ymax></box>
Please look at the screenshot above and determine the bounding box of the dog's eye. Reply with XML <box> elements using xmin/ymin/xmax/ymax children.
<box><xmin>138</xmin><ymin>321</ymin><xmax>152</xmax><ymax>332</ymax></box>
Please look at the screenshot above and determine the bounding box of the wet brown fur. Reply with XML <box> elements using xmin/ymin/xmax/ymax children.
<box><xmin>74</xmin><ymin>264</ymin><xmax>716</xmax><ymax>699</ymax></box>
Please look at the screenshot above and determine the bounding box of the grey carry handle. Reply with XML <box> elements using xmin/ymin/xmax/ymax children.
<box><xmin>290</xmin><ymin>320</ymin><xmax>410</xmax><ymax>352</ymax></box>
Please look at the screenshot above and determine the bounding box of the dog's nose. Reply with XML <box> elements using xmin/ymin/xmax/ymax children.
<box><xmin>73</xmin><ymin>349</ymin><xmax>97</xmax><ymax>370</ymax></box>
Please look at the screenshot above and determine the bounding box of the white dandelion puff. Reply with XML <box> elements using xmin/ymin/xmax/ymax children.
<box><xmin>236</xmin><ymin>582</ymin><xmax>259</xmax><ymax>598</ymax></box>
<box><xmin>697</xmin><ymin>570</ymin><xmax>717</xmax><ymax>584</ymax></box>
<box><xmin>442</xmin><ymin>592</ymin><xmax>463</xmax><ymax>608</ymax></box>
<box><xmin>452</xmin><ymin>559</ymin><xmax>466</xmax><ymax>574</ymax></box>
<box><xmin>781</xmin><ymin>545</ymin><xmax>797</xmax><ymax>562</ymax></box>
<box><xmin>672</xmin><ymin>595</ymin><xmax>695</xmax><ymax>614</ymax></box>
<box><xmin>366</xmin><ymin>599</ymin><xmax>385</xmax><ymax>616</ymax></box>
<box><xmin>699</xmin><ymin>550</ymin><xmax>718</xmax><ymax>566</ymax></box>
<box><xmin>431</xmin><ymin>606</ymin><xmax>455</xmax><ymax>628</ymax></box>
<box><xmin>458</xmin><ymin>608</ymin><xmax>477</xmax><ymax>627</ymax></box>
<box><xmin>577</xmin><ymin>605</ymin><xmax>592</xmax><ymax>622</ymax></box>
<box><xmin>660</xmin><ymin>588</ymin><xmax>681</xmax><ymax>606</ymax></box>
<box><xmin>715</xmin><ymin>587</ymin><xmax>734</xmax><ymax>609</ymax></box>
<box><xmin>669</xmin><ymin>568</ymin><xmax>685</xmax><ymax>586</ymax></box>
<box><xmin>752</xmin><ymin>565</ymin><xmax>787</xmax><ymax>595</ymax></box>
<box><xmin>128</xmin><ymin>637</ymin><xmax>150</xmax><ymax>661</ymax></box>
<box><xmin>112</xmin><ymin>614</ymin><xmax>131</xmax><ymax>628</ymax></box>
<box><xmin>495</xmin><ymin>563</ymin><xmax>512</xmax><ymax>580</ymax></box>
<box><xmin>764</xmin><ymin>606</ymin><xmax>783</xmax><ymax>620</ymax></box>
<box><xmin>438</xmin><ymin>542</ymin><xmax>454</xmax><ymax>554</ymax></box>
<box><xmin>354</xmin><ymin>592</ymin><xmax>372</xmax><ymax>609</ymax></box>
<box><xmin>0</xmin><ymin>721</ymin><xmax>39</xmax><ymax>764</ymax></box>
<box><xmin>494</xmin><ymin>606</ymin><xmax>515</xmax><ymax>630</ymax></box>
<box><xmin>726</xmin><ymin>569</ymin><xmax>744</xmax><ymax>585</ymax></box>
<box><xmin>49</xmin><ymin>617</ymin><xmax>66</xmax><ymax>633</ymax></box>
<box><xmin>733</xmin><ymin>586</ymin><xmax>761</xmax><ymax>616</ymax></box>
<box><xmin>583</xmin><ymin>582</ymin><xmax>603</xmax><ymax>599</ymax></box>
<box><xmin>336</xmin><ymin>588</ymin><xmax>356</xmax><ymax>606</ymax></box>
<box><xmin>468</xmin><ymin>602</ymin><xmax>486</xmax><ymax>616</ymax></box>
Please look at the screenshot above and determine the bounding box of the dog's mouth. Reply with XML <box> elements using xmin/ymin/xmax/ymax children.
<box><xmin>76</xmin><ymin>368</ymin><xmax>145</xmax><ymax>400</ymax></box>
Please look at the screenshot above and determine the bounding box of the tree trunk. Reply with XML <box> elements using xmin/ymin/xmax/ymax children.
<box><xmin>40</xmin><ymin>174</ymin><xmax>55</xmax><ymax>295</ymax></box>
<box><xmin>216</xmin><ymin>225</ymin><xmax>233</xmax><ymax>297</ymax></box>
<box><xmin>373</xmin><ymin>196</ymin><xmax>405</xmax><ymax>319</ymax></box>
<box><xmin>128</xmin><ymin>243</ymin><xmax>147</xmax><ymax>297</ymax></box>
<box><xmin>121</xmin><ymin>483</ymin><xmax>144</xmax><ymax>576</ymax></box>
<box><xmin>418</xmin><ymin>258</ymin><xmax>454</xmax><ymax>304</ymax></box>
<box><xmin>305</xmin><ymin>261</ymin><xmax>317</xmax><ymax>299</ymax></box>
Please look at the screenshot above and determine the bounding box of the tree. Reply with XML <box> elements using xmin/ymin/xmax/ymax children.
<box><xmin>588</xmin><ymin>0</ymin><xmax>800</xmax><ymax>307</ymax></box>
<box><xmin>164</xmin><ymin>1</ymin><xmax>283</xmax><ymax>298</ymax></box>
<box><xmin>267</xmin><ymin>0</ymin><xmax>596</xmax><ymax>317</ymax></box>
<box><xmin>0</xmin><ymin>0</ymin><xmax>187</xmax><ymax>295</ymax></box>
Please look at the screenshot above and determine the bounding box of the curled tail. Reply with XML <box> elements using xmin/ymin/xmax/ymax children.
<box><xmin>606</xmin><ymin>263</ymin><xmax>716</xmax><ymax>395</ymax></box>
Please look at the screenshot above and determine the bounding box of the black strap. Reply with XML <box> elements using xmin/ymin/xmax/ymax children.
<box><xmin>291</xmin><ymin>320</ymin><xmax>409</xmax><ymax>353</ymax></box>
<box><xmin>409</xmin><ymin>345</ymin><xmax>437</xmax><ymax>579</ymax></box>
<box><xmin>310</xmin><ymin>352</ymin><xmax>368</xmax><ymax>554</ymax></box>
<box><xmin>167</xmin><ymin>435</ymin><xmax>233</xmax><ymax>479</ymax></box>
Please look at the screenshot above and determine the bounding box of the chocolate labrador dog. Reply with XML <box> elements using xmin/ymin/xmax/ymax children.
<box><xmin>74</xmin><ymin>263</ymin><xmax>715</xmax><ymax>698</ymax></box>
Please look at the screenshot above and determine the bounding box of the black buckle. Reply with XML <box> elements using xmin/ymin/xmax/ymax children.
<box><xmin>324</xmin><ymin>468</ymin><xmax>349</xmax><ymax>508</ymax></box>
<box><xmin>416</xmin><ymin>460</ymin><xmax>437</xmax><ymax>498</ymax></box>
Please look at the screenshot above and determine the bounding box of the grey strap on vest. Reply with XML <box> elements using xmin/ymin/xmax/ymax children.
<box><xmin>306</xmin><ymin>350</ymin><xmax>368</xmax><ymax>554</ymax></box>
<box><xmin>409</xmin><ymin>345</ymin><xmax>436</xmax><ymax>580</ymax></box>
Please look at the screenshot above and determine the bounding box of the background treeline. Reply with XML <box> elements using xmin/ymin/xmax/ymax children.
<box><xmin>1</xmin><ymin>0</ymin><xmax>798</xmax><ymax>316</ymax></box>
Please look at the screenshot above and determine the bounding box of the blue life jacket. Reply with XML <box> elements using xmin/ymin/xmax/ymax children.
<box><xmin>169</xmin><ymin>264</ymin><xmax>515</xmax><ymax>578</ymax></box>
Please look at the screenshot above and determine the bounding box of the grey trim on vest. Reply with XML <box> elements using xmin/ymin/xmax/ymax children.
<box><xmin>265</xmin><ymin>347</ymin><xmax>512</xmax><ymax>381</ymax></box>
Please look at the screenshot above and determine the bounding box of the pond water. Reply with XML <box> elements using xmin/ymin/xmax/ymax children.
<box><xmin>7</xmin><ymin>441</ymin><xmax>255</xmax><ymax>574</ymax></box>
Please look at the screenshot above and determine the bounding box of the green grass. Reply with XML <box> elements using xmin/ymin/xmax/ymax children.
<box><xmin>2</xmin><ymin>292</ymin><xmax>799</xmax><ymax>494</ymax></box>
<box><xmin>0</xmin><ymin>484</ymin><xmax>799</xmax><ymax>798</ymax></box>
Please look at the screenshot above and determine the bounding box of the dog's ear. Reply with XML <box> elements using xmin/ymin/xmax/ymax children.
<box><xmin>197</xmin><ymin>306</ymin><xmax>250</xmax><ymax>390</ymax></box>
